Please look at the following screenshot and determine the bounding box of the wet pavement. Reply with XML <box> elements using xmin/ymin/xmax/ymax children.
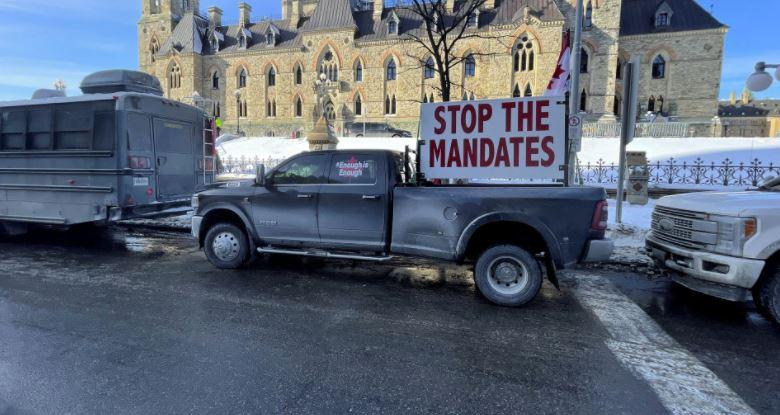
<box><xmin>0</xmin><ymin>227</ymin><xmax>778</xmax><ymax>414</ymax></box>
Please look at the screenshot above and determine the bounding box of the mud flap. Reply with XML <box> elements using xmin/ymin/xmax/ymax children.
<box><xmin>545</xmin><ymin>257</ymin><xmax>560</xmax><ymax>290</ymax></box>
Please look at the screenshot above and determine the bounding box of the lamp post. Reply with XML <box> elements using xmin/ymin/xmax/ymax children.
<box><xmin>234</xmin><ymin>89</ymin><xmax>242</xmax><ymax>135</ymax></box>
<box><xmin>746</xmin><ymin>62</ymin><xmax>780</xmax><ymax>92</ymax></box>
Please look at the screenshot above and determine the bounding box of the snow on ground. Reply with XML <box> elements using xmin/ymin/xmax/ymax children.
<box><xmin>579</xmin><ymin>136</ymin><xmax>780</xmax><ymax>164</ymax></box>
<box><xmin>606</xmin><ymin>198</ymin><xmax>655</xmax><ymax>264</ymax></box>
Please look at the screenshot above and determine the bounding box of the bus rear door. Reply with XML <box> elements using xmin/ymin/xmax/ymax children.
<box><xmin>152</xmin><ymin>118</ymin><xmax>196</xmax><ymax>200</ymax></box>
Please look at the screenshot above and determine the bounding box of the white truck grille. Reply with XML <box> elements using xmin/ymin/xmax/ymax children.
<box><xmin>651</xmin><ymin>206</ymin><xmax>718</xmax><ymax>250</ymax></box>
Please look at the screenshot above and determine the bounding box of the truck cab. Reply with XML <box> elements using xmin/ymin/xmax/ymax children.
<box><xmin>646</xmin><ymin>176</ymin><xmax>780</xmax><ymax>324</ymax></box>
<box><xmin>192</xmin><ymin>149</ymin><xmax>613</xmax><ymax>308</ymax></box>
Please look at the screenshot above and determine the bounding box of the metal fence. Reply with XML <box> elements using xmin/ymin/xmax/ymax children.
<box><xmin>583</xmin><ymin>122</ymin><xmax>692</xmax><ymax>138</ymax></box>
<box><xmin>220</xmin><ymin>155</ymin><xmax>285</xmax><ymax>176</ymax></box>
<box><xmin>577</xmin><ymin>158</ymin><xmax>779</xmax><ymax>188</ymax></box>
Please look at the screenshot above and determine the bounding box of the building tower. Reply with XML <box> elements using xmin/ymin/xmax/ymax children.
<box><xmin>138</xmin><ymin>0</ymin><xmax>196</xmax><ymax>74</ymax></box>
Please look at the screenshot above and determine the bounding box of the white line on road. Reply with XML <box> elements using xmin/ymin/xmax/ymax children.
<box><xmin>564</xmin><ymin>273</ymin><xmax>757</xmax><ymax>415</ymax></box>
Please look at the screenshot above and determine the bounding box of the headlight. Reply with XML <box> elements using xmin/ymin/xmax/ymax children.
<box><xmin>708</xmin><ymin>215</ymin><xmax>757</xmax><ymax>256</ymax></box>
<box><xmin>191</xmin><ymin>194</ymin><xmax>200</xmax><ymax>209</ymax></box>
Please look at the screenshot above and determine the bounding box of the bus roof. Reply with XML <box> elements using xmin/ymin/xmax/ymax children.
<box><xmin>0</xmin><ymin>91</ymin><xmax>166</xmax><ymax>109</ymax></box>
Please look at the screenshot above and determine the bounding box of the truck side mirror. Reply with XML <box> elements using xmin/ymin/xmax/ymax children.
<box><xmin>255</xmin><ymin>164</ymin><xmax>266</xmax><ymax>186</ymax></box>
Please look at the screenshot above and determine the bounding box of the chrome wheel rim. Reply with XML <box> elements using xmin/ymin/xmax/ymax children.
<box><xmin>486</xmin><ymin>256</ymin><xmax>529</xmax><ymax>296</ymax></box>
<box><xmin>212</xmin><ymin>231</ymin><xmax>240</xmax><ymax>262</ymax></box>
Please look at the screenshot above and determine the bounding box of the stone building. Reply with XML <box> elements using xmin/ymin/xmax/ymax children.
<box><xmin>718</xmin><ymin>91</ymin><xmax>780</xmax><ymax>138</ymax></box>
<box><xmin>138</xmin><ymin>0</ymin><xmax>727</xmax><ymax>136</ymax></box>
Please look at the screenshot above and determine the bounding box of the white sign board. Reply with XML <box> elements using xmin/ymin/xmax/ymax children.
<box><xmin>419</xmin><ymin>96</ymin><xmax>566</xmax><ymax>180</ymax></box>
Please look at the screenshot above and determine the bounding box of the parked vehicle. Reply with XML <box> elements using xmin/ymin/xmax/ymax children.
<box><xmin>191</xmin><ymin>149</ymin><xmax>613</xmax><ymax>306</ymax></box>
<box><xmin>646</xmin><ymin>176</ymin><xmax>780</xmax><ymax>324</ymax></box>
<box><xmin>0</xmin><ymin>70</ymin><xmax>216</xmax><ymax>236</ymax></box>
<box><xmin>344</xmin><ymin>122</ymin><xmax>413</xmax><ymax>138</ymax></box>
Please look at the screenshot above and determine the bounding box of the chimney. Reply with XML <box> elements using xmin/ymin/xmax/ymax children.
<box><xmin>373</xmin><ymin>0</ymin><xmax>383</xmax><ymax>20</ymax></box>
<box><xmin>208</xmin><ymin>6</ymin><xmax>223</xmax><ymax>26</ymax></box>
<box><xmin>239</xmin><ymin>2</ymin><xmax>252</xmax><ymax>27</ymax></box>
<box><xmin>290</xmin><ymin>0</ymin><xmax>301</xmax><ymax>28</ymax></box>
<box><xmin>483</xmin><ymin>0</ymin><xmax>495</xmax><ymax>9</ymax></box>
<box><xmin>729</xmin><ymin>91</ymin><xmax>736</xmax><ymax>105</ymax></box>
<box><xmin>446</xmin><ymin>0</ymin><xmax>455</xmax><ymax>12</ymax></box>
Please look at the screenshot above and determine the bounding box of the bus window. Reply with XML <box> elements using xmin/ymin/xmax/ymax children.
<box><xmin>127</xmin><ymin>113</ymin><xmax>152</xmax><ymax>151</ymax></box>
<box><xmin>28</xmin><ymin>109</ymin><xmax>53</xmax><ymax>150</ymax></box>
<box><xmin>94</xmin><ymin>112</ymin><xmax>115</xmax><ymax>151</ymax></box>
<box><xmin>153</xmin><ymin>119</ymin><xmax>192</xmax><ymax>155</ymax></box>
<box><xmin>54</xmin><ymin>109</ymin><xmax>92</xmax><ymax>150</ymax></box>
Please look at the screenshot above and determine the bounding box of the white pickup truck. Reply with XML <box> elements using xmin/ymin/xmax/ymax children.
<box><xmin>646</xmin><ymin>176</ymin><xmax>780</xmax><ymax>324</ymax></box>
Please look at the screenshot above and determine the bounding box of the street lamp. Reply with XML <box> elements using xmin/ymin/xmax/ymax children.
<box><xmin>746</xmin><ymin>62</ymin><xmax>780</xmax><ymax>92</ymax></box>
<box><xmin>234</xmin><ymin>89</ymin><xmax>242</xmax><ymax>135</ymax></box>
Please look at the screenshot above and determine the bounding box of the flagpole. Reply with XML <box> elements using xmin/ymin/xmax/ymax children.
<box><xmin>568</xmin><ymin>0</ymin><xmax>584</xmax><ymax>185</ymax></box>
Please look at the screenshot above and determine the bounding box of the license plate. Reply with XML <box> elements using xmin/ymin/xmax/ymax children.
<box><xmin>133</xmin><ymin>177</ymin><xmax>150</xmax><ymax>186</ymax></box>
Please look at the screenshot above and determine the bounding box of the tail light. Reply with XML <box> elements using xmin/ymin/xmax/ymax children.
<box><xmin>591</xmin><ymin>200</ymin><xmax>609</xmax><ymax>231</ymax></box>
<box><xmin>129</xmin><ymin>156</ymin><xmax>152</xmax><ymax>169</ymax></box>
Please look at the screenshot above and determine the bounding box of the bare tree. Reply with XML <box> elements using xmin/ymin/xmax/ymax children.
<box><xmin>400</xmin><ymin>0</ymin><xmax>505</xmax><ymax>102</ymax></box>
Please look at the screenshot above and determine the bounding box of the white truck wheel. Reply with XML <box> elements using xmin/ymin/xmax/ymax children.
<box><xmin>755</xmin><ymin>264</ymin><xmax>780</xmax><ymax>325</ymax></box>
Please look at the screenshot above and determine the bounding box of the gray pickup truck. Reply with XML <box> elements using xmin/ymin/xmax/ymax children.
<box><xmin>191</xmin><ymin>150</ymin><xmax>613</xmax><ymax>306</ymax></box>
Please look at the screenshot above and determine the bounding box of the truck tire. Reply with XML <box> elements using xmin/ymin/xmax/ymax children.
<box><xmin>474</xmin><ymin>245</ymin><xmax>542</xmax><ymax>307</ymax></box>
<box><xmin>755</xmin><ymin>264</ymin><xmax>780</xmax><ymax>325</ymax></box>
<box><xmin>204</xmin><ymin>223</ymin><xmax>250</xmax><ymax>269</ymax></box>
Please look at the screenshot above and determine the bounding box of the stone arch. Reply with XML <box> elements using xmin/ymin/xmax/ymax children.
<box><xmin>311</xmin><ymin>40</ymin><xmax>344</xmax><ymax>71</ymax></box>
<box><xmin>380</xmin><ymin>50</ymin><xmax>404</xmax><ymax>67</ymax></box>
<box><xmin>581</xmin><ymin>38</ymin><xmax>600</xmax><ymax>55</ymax></box>
<box><xmin>507</xmin><ymin>26</ymin><xmax>545</xmax><ymax>54</ymax></box>
<box><xmin>644</xmin><ymin>45</ymin><xmax>677</xmax><ymax>63</ymax></box>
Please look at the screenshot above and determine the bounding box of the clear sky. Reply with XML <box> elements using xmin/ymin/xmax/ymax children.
<box><xmin>0</xmin><ymin>0</ymin><xmax>777</xmax><ymax>101</ymax></box>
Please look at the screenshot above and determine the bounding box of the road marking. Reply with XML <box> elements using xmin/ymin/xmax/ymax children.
<box><xmin>563</xmin><ymin>273</ymin><xmax>757</xmax><ymax>415</ymax></box>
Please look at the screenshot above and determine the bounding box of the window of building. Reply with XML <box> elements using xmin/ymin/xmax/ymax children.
<box><xmin>648</xmin><ymin>96</ymin><xmax>656</xmax><ymax>112</ymax></box>
<box><xmin>429</xmin><ymin>93</ymin><xmax>434</xmax><ymax>103</ymax></box>
<box><xmin>266</xmin><ymin>99</ymin><xmax>277</xmax><ymax>117</ymax></box>
<box><xmin>238</xmin><ymin>68</ymin><xmax>247</xmax><ymax>88</ymax></box>
<box><xmin>385</xmin><ymin>95</ymin><xmax>396</xmax><ymax>115</ymax></box>
<box><xmin>580</xmin><ymin>90</ymin><xmax>587</xmax><ymax>112</ymax></box>
<box><xmin>355</xmin><ymin>61</ymin><xmax>363</xmax><ymax>82</ymax></box>
<box><xmin>657</xmin><ymin>95</ymin><xmax>664</xmax><ymax>113</ymax></box>
<box><xmin>616</xmin><ymin>58</ymin><xmax>623</xmax><ymax>80</ymax></box>
<box><xmin>513</xmin><ymin>84</ymin><xmax>521</xmax><ymax>98</ymax></box>
<box><xmin>266</xmin><ymin>33</ymin><xmax>275</xmax><ymax>47</ymax></box>
<box><xmin>514</xmin><ymin>35</ymin><xmax>535</xmax><ymax>73</ymax></box>
<box><xmin>295</xmin><ymin>97</ymin><xmax>302</xmax><ymax>117</ymax></box>
<box><xmin>214</xmin><ymin>102</ymin><xmax>221</xmax><ymax>117</ymax></box>
<box><xmin>652</xmin><ymin>55</ymin><xmax>666</xmax><ymax>79</ymax></box>
<box><xmin>238</xmin><ymin>99</ymin><xmax>248</xmax><ymax>117</ymax></box>
<box><xmin>355</xmin><ymin>95</ymin><xmax>363</xmax><ymax>116</ymax></box>
<box><xmin>524</xmin><ymin>84</ymin><xmax>533</xmax><ymax>97</ymax></box>
<box><xmin>464</xmin><ymin>54</ymin><xmax>476</xmax><ymax>77</ymax></box>
<box><xmin>324</xmin><ymin>101</ymin><xmax>336</xmax><ymax>121</ymax></box>
<box><xmin>467</xmin><ymin>12</ymin><xmax>478</xmax><ymax>28</ymax></box>
<box><xmin>169</xmin><ymin>64</ymin><xmax>182</xmax><ymax>89</ymax></box>
<box><xmin>149</xmin><ymin>38</ymin><xmax>160</xmax><ymax>63</ymax></box>
<box><xmin>268</xmin><ymin>67</ymin><xmax>276</xmax><ymax>86</ymax></box>
<box><xmin>211</xmin><ymin>71</ymin><xmax>220</xmax><ymax>89</ymax></box>
<box><xmin>580</xmin><ymin>48</ymin><xmax>589</xmax><ymax>73</ymax></box>
<box><xmin>424</xmin><ymin>57</ymin><xmax>435</xmax><ymax>79</ymax></box>
<box><xmin>295</xmin><ymin>65</ymin><xmax>302</xmax><ymax>85</ymax></box>
<box><xmin>388</xmin><ymin>20</ymin><xmax>398</xmax><ymax>35</ymax></box>
<box><xmin>386</xmin><ymin>60</ymin><xmax>397</xmax><ymax>81</ymax></box>
<box><xmin>656</xmin><ymin>12</ymin><xmax>669</xmax><ymax>28</ymax></box>
<box><xmin>319</xmin><ymin>50</ymin><xmax>338</xmax><ymax>82</ymax></box>
<box><xmin>423</xmin><ymin>95</ymin><xmax>428</xmax><ymax>103</ymax></box>
<box><xmin>584</xmin><ymin>1</ymin><xmax>593</xmax><ymax>29</ymax></box>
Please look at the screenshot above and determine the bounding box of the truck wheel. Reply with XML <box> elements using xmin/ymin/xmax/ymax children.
<box><xmin>474</xmin><ymin>245</ymin><xmax>542</xmax><ymax>307</ymax></box>
<box><xmin>204</xmin><ymin>223</ymin><xmax>250</xmax><ymax>269</ymax></box>
<box><xmin>755</xmin><ymin>264</ymin><xmax>780</xmax><ymax>325</ymax></box>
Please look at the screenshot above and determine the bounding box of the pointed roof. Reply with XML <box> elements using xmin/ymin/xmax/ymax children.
<box><xmin>158</xmin><ymin>12</ymin><xmax>209</xmax><ymax>55</ymax></box>
<box><xmin>302</xmin><ymin>0</ymin><xmax>357</xmax><ymax>32</ymax></box>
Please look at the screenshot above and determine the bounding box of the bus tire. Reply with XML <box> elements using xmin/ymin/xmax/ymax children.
<box><xmin>204</xmin><ymin>223</ymin><xmax>250</xmax><ymax>269</ymax></box>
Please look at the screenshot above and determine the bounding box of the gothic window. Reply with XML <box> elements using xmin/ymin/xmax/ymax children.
<box><xmin>463</xmin><ymin>92</ymin><xmax>468</xmax><ymax>101</ymax></box>
<box><xmin>385</xmin><ymin>95</ymin><xmax>397</xmax><ymax>115</ymax></box>
<box><xmin>211</xmin><ymin>71</ymin><xmax>220</xmax><ymax>89</ymax></box>
<box><xmin>210</xmin><ymin>35</ymin><xmax>219</xmax><ymax>52</ymax></box>
<box><xmin>616</xmin><ymin>58</ymin><xmax>623</xmax><ymax>80</ymax></box>
<box><xmin>169</xmin><ymin>63</ymin><xmax>182</xmax><ymax>89</ymax></box>
<box><xmin>580</xmin><ymin>89</ymin><xmax>587</xmax><ymax>112</ymax></box>
<box><xmin>238</xmin><ymin>68</ymin><xmax>248</xmax><ymax>88</ymax></box>
<box><xmin>355</xmin><ymin>61</ymin><xmax>363</xmax><ymax>82</ymax></box>
<box><xmin>469</xmin><ymin>93</ymin><xmax>475</xmax><ymax>101</ymax></box>
<box><xmin>324</xmin><ymin>102</ymin><xmax>336</xmax><ymax>121</ymax></box>
<box><xmin>295</xmin><ymin>97</ymin><xmax>303</xmax><ymax>117</ymax></box>
<box><xmin>213</xmin><ymin>102</ymin><xmax>221</xmax><ymax>117</ymax></box>
<box><xmin>584</xmin><ymin>1</ymin><xmax>593</xmax><ymax>29</ymax></box>
<box><xmin>657</xmin><ymin>95</ymin><xmax>665</xmax><ymax>112</ymax></box>
<box><xmin>267</xmin><ymin>67</ymin><xmax>276</xmax><ymax>87</ymax></box>
<box><xmin>295</xmin><ymin>64</ymin><xmax>302</xmax><ymax>85</ymax></box>
<box><xmin>580</xmin><ymin>48</ymin><xmax>589</xmax><ymax>73</ymax></box>
<box><xmin>652</xmin><ymin>55</ymin><xmax>666</xmax><ymax>79</ymax></box>
<box><xmin>386</xmin><ymin>60</ymin><xmax>397</xmax><ymax>81</ymax></box>
<box><xmin>319</xmin><ymin>50</ymin><xmax>338</xmax><ymax>82</ymax></box>
<box><xmin>392</xmin><ymin>95</ymin><xmax>397</xmax><ymax>114</ymax></box>
<box><xmin>524</xmin><ymin>84</ymin><xmax>533</xmax><ymax>97</ymax></box>
<box><xmin>151</xmin><ymin>0</ymin><xmax>161</xmax><ymax>14</ymax></box>
<box><xmin>423</xmin><ymin>95</ymin><xmax>428</xmax><ymax>103</ymax></box>
<box><xmin>355</xmin><ymin>95</ymin><xmax>363</xmax><ymax>116</ymax></box>
<box><xmin>266</xmin><ymin>100</ymin><xmax>277</xmax><ymax>117</ymax></box>
<box><xmin>266</xmin><ymin>33</ymin><xmax>275</xmax><ymax>47</ymax></box>
<box><xmin>464</xmin><ymin>54</ymin><xmax>476</xmax><ymax>78</ymax></box>
<box><xmin>149</xmin><ymin>38</ymin><xmax>160</xmax><ymax>63</ymax></box>
<box><xmin>429</xmin><ymin>93</ymin><xmax>434</xmax><ymax>103</ymax></box>
<box><xmin>424</xmin><ymin>57</ymin><xmax>435</xmax><ymax>79</ymax></box>
<box><xmin>513</xmin><ymin>51</ymin><xmax>519</xmax><ymax>72</ymax></box>
<box><xmin>521</xmin><ymin>51</ymin><xmax>527</xmax><ymax>71</ymax></box>
<box><xmin>528</xmin><ymin>51</ymin><xmax>535</xmax><ymax>71</ymax></box>
<box><xmin>513</xmin><ymin>84</ymin><xmax>521</xmax><ymax>98</ymax></box>
<box><xmin>238</xmin><ymin>100</ymin><xmax>248</xmax><ymax>117</ymax></box>
<box><xmin>648</xmin><ymin>96</ymin><xmax>656</xmax><ymax>112</ymax></box>
<box><xmin>613</xmin><ymin>95</ymin><xmax>621</xmax><ymax>116</ymax></box>
<box><xmin>514</xmin><ymin>36</ymin><xmax>535</xmax><ymax>73</ymax></box>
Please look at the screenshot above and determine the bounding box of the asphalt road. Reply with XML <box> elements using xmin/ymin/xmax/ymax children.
<box><xmin>0</xmin><ymin>227</ymin><xmax>778</xmax><ymax>414</ymax></box>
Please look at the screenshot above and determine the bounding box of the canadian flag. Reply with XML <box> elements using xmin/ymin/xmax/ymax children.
<box><xmin>544</xmin><ymin>30</ymin><xmax>571</xmax><ymax>97</ymax></box>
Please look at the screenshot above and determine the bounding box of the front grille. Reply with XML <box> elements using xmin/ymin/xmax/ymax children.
<box><xmin>651</xmin><ymin>206</ymin><xmax>717</xmax><ymax>250</ymax></box>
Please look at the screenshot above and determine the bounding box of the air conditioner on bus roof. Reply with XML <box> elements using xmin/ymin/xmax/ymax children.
<box><xmin>80</xmin><ymin>70</ymin><xmax>163</xmax><ymax>96</ymax></box>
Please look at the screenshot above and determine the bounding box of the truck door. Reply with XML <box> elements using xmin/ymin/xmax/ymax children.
<box><xmin>252</xmin><ymin>153</ymin><xmax>329</xmax><ymax>247</ymax></box>
<box><xmin>317</xmin><ymin>153</ymin><xmax>388</xmax><ymax>251</ymax></box>
<box><xmin>152</xmin><ymin>118</ymin><xmax>196</xmax><ymax>200</ymax></box>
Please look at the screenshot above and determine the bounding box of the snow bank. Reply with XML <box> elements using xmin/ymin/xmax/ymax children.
<box><xmin>219</xmin><ymin>136</ymin><xmax>416</xmax><ymax>160</ymax></box>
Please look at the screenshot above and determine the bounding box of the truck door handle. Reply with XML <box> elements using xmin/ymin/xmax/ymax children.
<box><xmin>297</xmin><ymin>194</ymin><xmax>313</xmax><ymax>199</ymax></box>
<box><xmin>362</xmin><ymin>195</ymin><xmax>380</xmax><ymax>200</ymax></box>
